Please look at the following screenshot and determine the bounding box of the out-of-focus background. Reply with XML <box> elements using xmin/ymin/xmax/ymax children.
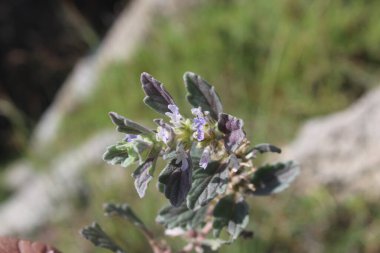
<box><xmin>1</xmin><ymin>0</ymin><xmax>380</xmax><ymax>252</ymax></box>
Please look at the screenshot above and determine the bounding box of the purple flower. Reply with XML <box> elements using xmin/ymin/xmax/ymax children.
<box><xmin>156</xmin><ymin>126</ymin><xmax>171</xmax><ymax>144</ymax></box>
<box><xmin>124</xmin><ymin>134</ymin><xmax>138</xmax><ymax>142</ymax></box>
<box><xmin>191</xmin><ymin>107</ymin><xmax>202</xmax><ymax>117</ymax></box>
<box><xmin>154</xmin><ymin>119</ymin><xmax>174</xmax><ymax>144</ymax></box>
<box><xmin>191</xmin><ymin>107</ymin><xmax>207</xmax><ymax>142</ymax></box>
<box><xmin>199</xmin><ymin>147</ymin><xmax>211</xmax><ymax>169</ymax></box>
<box><xmin>217</xmin><ymin>113</ymin><xmax>246</xmax><ymax>152</ymax></box>
<box><xmin>165</xmin><ymin>104</ymin><xmax>182</xmax><ymax>126</ymax></box>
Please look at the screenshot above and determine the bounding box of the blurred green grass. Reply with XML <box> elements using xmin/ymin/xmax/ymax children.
<box><xmin>56</xmin><ymin>0</ymin><xmax>380</xmax><ymax>152</ymax></box>
<box><xmin>29</xmin><ymin>0</ymin><xmax>380</xmax><ymax>252</ymax></box>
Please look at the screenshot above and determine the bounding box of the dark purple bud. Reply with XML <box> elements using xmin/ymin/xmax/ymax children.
<box><xmin>217</xmin><ymin>113</ymin><xmax>244</xmax><ymax>134</ymax></box>
<box><xmin>218</xmin><ymin>113</ymin><xmax>246</xmax><ymax>152</ymax></box>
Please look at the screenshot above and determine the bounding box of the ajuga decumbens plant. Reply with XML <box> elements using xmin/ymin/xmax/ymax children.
<box><xmin>80</xmin><ymin>72</ymin><xmax>300</xmax><ymax>253</ymax></box>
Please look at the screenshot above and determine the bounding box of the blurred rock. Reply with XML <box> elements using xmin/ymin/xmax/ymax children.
<box><xmin>282</xmin><ymin>87</ymin><xmax>380</xmax><ymax>199</ymax></box>
<box><xmin>0</xmin><ymin>130</ymin><xmax>118</xmax><ymax>235</ymax></box>
<box><xmin>3</xmin><ymin>160</ymin><xmax>35</xmax><ymax>191</ymax></box>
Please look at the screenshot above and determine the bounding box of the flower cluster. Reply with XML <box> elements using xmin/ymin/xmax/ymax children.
<box><xmin>97</xmin><ymin>72</ymin><xmax>300</xmax><ymax>253</ymax></box>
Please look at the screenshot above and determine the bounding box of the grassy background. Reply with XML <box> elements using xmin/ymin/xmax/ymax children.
<box><xmin>21</xmin><ymin>0</ymin><xmax>380</xmax><ymax>252</ymax></box>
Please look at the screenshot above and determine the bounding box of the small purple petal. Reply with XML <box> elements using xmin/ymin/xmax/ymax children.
<box><xmin>196</xmin><ymin>129</ymin><xmax>205</xmax><ymax>142</ymax></box>
<box><xmin>218</xmin><ymin>113</ymin><xmax>246</xmax><ymax>151</ymax></box>
<box><xmin>124</xmin><ymin>134</ymin><xmax>138</xmax><ymax>142</ymax></box>
<box><xmin>200</xmin><ymin>147</ymin><xmax>211</xmax><ymax>169</ymax></box>
<box><xmin>154</xmin><ymin>119</ymin><xmax>174</xmax><ymax>144</ymax></box>
<box><xmin>156</xmin><ymin>127</ymin><xmax>171</xmax><ymax>144</ymax></box>
<box><xmin>165</xmin><ymin>104</ymin><xmax>182</xmax><ymax>125</ymax></box>
<box><xmin>192</xmin><ymin>107</ymin><xmax>207</xmax><ymax>142</ymax></box>
<box><xmin>191</xmin><ymin>107</ymin><xmax>202</xmax><ymax>117</ymax></box>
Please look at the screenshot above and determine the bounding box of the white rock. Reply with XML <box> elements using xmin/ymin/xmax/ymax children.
<box><xmin>282</xmin><ymin>87</ymin><xmax>380</xmax><ymax>198</ymax></box>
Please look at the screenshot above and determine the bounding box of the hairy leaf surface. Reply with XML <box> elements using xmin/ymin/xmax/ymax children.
<box><xmin>109</xmin><ymin>111</ymin><xmax>151</xmax><ymax>135</ymax></box>
<box><xmin>156</xmin><ymin>203</ymin><xmax>207</xmax><ymax>230</ymax></box>
<box><xmin>104</xmin><ymin>203</ymin><xmax>146</xmax><ymax>229</ymax></box>
<box><xmin>158</xmin><ymin>159</ymin><xmax>192</xmax><ymax>207</ymax></box>
<box><xmin>132</xmin><ymin>145</ymin><xmax>161</xmax><ymax>198</ymax></box>
<box><xmin>103</xmin><ymin>142</ymin><xmax>138</xmax><ymax>168</ymax></box>
<box><xmin>187</xmin><ymin>162</ymin><xmax>228</xmax><ymax>210</ymax></box>
<box><xmin>141</xmin><ymin>72</ymin><xmax>176</xmax><ymax>114</ymax></box>
<box><xmin>249</xmin><ymin>161</ymin><xmax>300</xmax><ymax>196</ymax></box>
<box><xmin>184</xmin><ymin>72</ymin><xmax>223</xmax><ymax>119</ymax></box>
<box><xmin>212</xmin><ymin>195</ymin><xmax>249</xmax><ymax>240</ymax></box>
<box><xmin>80</xmin><ymin>222</ymin><xmax>126</xmax><ymax>253</ymax></box>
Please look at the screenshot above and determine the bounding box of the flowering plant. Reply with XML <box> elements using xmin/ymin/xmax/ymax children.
<box><xmin>81</xmin><ymin>72</ymin><xmax>299</xmax><ymax>253</ymax></box>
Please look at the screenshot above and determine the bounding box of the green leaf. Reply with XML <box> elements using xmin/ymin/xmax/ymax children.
<box><xmin>184</xmin><ymin>72</ymin><xmax>223</xmax><ymax>120</ymax></box>
<box><xmin>103</xmin><ymin>142</ymin><xmax>138</xmax><ymax>168</ymax></box>
<box><xmin>104</xmin><ymin>203</ymin><xmax>146</xmax><ymax>229</ymax></box>
<box><xmin>158</xmin><ymin>159</ymin><xmax>192</xmax><ymax>207</ymax></box>
<box><xmin>212</xmin><ymin>195</ymin><xmax>249</xmax><ymax>240</ymax></box>
<box><xmin>246</xmin><ymin>143</ymin><xmax>281</xmax><ymax>158</ymax></box>
<box><xmin>80</xmin><ymin>222</ymin><xmax>126</xmax><ymax>253</ymax></box>
<box><xmin>132</xmin><ymin>159</ymin><xmax>154</xmax><ymax>198</ymax></box>
<box><xmin>109</xmin><ymin>112</ymin><xmax>151</xmax><ymax>135</ymax></box>
<box><xmin>253</xmin><ymin>143</ymin><xmax>281</xmax><ymax>154</ymax></box>
<box><xmin>156</xmin><ymin>203</ymin><xmax>207</xmax><ymax>230</ymax></box>
<box><xmin>249</xmin><ymin>161</ymin><xmax>300</xmax><ymax>196</ymax></box>
<box><xmin>187</xmin><ymin>162</ymin><xmax>229</xmax><ymax>210</ymax></box>
<box><xmin>132</xmin><ymin>146</ymin><xmax>161</xmax><ymax>198</ymax></box>
<box><xmin>141</xmin><ymin>72</ymin><xmax>176</xmax><ymax>114</ymax></box>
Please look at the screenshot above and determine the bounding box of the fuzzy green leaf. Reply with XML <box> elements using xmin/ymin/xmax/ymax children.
<box><xmin>158</xmin><ymin>159</ymin><xmax>192</xmax><ymax>207</ymax></box>
<box><xmin>212</xmin><ymin>195</ymin><xmax>249</xmax><ymax>240</ymax></box>
<box><xmin>80</xmin><ymin>222</ymin><xmax>126</xmax><ymax>253</ymax></box>
<box><xmin>104</xmin><ymin>203</ymin><xmax>146</xmax><ymax>229</ymax></box>
<box><xmin>132</xmin><ymin>159</ymin><xmax>154</xmax><ymax>198</ymax></box>
<box><xmin>156</xmin><ymin>203</ymin><xmax>207</xmax><ymax>230</ymax></box>
<box><xmin>249</xmin><ymin>161</ymin><xmax>300</xmax><ymax>196</ymax></box>
<box><xmin>184</xmin><ymin>72</ymin><xmax>223</xmax><ymax>119</ymax></box>
<box><xmin>253</xmin><ymin>143</ymin><xmax>281</xmax><ymax>154</ymax></box>
<box><xmin>103</xmin><ymin>142</ymin><xmax>138</xmax><ymax>168</ymax></box>
<box><xmin>109</xmin><ymin>112</ymin><xmax>151</xmax><ymax>135</ymax></box>
<box><xmin>187</xmin><ymin>162</ymin><xmax>228</xmax><ymax>210</ymax></box>
<box><xmin>246</xmin><ymin>143</ymin><xmax>282</xmax><ymax>159</ymax></box>
<box><xmin>132</xmin><ymin>146</ymin><xmax>161</xmax><ymax>198</ymax></box>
